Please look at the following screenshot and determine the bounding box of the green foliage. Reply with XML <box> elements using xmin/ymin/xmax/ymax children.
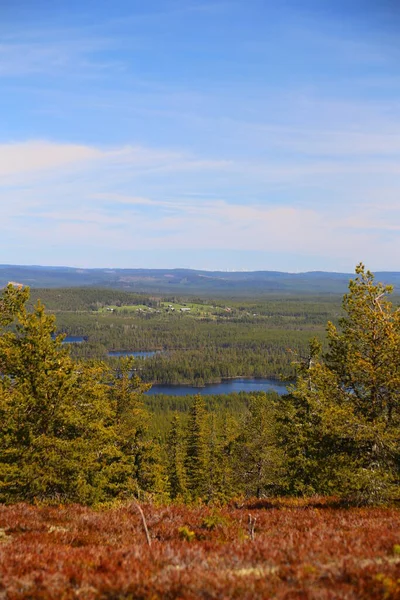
<box><xmin>204</xmin><ymin>412</ymin><xmax>238</xmax><ymax>503</ymax></box>
<box><xmin>166</xmin><ymin>414</ymin><xmax>188</xmax><ymax>501</ymax></box>
<box><xmin>234</xmin><ymin>394</ymin><xmax>285</xmax><ymax>498</ymax></box>
<box><xmin>2</xmin><ymin>264</ymin><xmax>399</xmax><ymax>508</ymax></box>
<box><xmin>201</xmin><ymin>510</ymin><xmax>230</xmax><ymax>530</ymax></box>
<box><xmin>185</xmin><ymin>395</ymin><xmax>209</xmax><ymax>501</ymax></box>
<box><xmin>0</xmin><ymin>285</ymin><xmax>156</xmax><ymax>505</ymax></box>
<box><xmin>284</xmin><ymin>264</ymin><xmax>400</xmax><ymax>503</ymax></box>
<box><xmin>178</xmin><ymin>525</ymin><xmax>196</xmax><ymax>542</ymax></box>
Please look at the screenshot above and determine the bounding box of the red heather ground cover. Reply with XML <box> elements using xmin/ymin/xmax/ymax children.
<box><xmin>0</xmin><ymin>499</ymin><xmax>399</xmax><ymax>599</ymax></box>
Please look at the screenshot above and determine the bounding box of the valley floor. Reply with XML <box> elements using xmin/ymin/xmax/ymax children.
<box><xmin>1</xmin><ymin>499</ymin><xmax>399</xmax><ymax>599</ymax></box>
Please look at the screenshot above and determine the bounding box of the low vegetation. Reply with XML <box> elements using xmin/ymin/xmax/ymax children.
<box><xmin>1</xmin><ymin>499</ymin><xmax>400</xmax><ymax>599</ymax></box>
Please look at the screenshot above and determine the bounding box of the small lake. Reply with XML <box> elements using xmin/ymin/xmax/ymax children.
<box><xmin>53</xmin><ymin>341</ymin><xmax>290</xmax><ymax>395</ymax></box>
<box><xmin>147</xmin><ymin>378</ymin><xmax>289</xmax><ymax>396</ymax></box>
<box><xmin>60</xmin><ymin>336</ymin><xmax>86</xmax><ymax>344</ymax></box>
<box><xmin>108</xmin><ymin>351</ymin><xmax>159</xmax><ymax>358</ymax></box>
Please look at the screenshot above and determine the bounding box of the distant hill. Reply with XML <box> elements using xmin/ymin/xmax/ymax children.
<box><xmin>1</xmin><ymin>264</ymin><xmax>400</xmax><ymax>295</ymax></box>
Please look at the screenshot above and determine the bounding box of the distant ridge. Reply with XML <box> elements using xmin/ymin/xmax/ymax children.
<box><xmin>1</xmin><ymin>264</ymin><xmax>399</xmax><ymax>295</ymax></box>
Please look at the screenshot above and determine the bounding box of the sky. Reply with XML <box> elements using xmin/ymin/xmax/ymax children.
<box><xmin>1</xmin><ymin>0</ymin><xmax>400</xmax><ymax>272</ymax></box>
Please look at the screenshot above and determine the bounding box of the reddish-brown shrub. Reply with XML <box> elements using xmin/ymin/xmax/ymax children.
<box><xmin>0</xmin><ymin>500</ymin><xmax>399</xmax><ymax>599</ymax></box>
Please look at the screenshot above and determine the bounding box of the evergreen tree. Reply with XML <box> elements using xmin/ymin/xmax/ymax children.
<box><xmin>166</xmin><ymin>413</ymin><xmax>188</xmax><ymax>501</ymax></box>
<box><xmin>0</xmin><ymin>286</ymin><xmax>159</xmax><ymax>504</ymax></box>
<box><xmin>0</xmin><ymin>285</ymin><xmax>114</xmax><ymax>503</ymax></box>
<box><xmin>234</xmin><ymin>393</ymin><xmax>284</xmax><ymax>498</ymax></box>
<box><xmin>285</xmin><ymin>264</ymin><xmax>400</xmax><ymax>503</ymax></box>
<box><xmin>136</xmin><ymin>436</ymin><xmax>170</xmax><ymax>502</ymax></box>
<box><xmin>205</xmin><ymin>412</ymin><xmax>237</xmax><ymax>503</ymax></box>
<box><xmin>185</xmin><ymin>395</ymin><xmax>209</xmax><ymax>500</ymax></box>
<box><xmin>105</xmin><ymin>358</ymin><xmax>152</xmax><ymax>498</ymax></box>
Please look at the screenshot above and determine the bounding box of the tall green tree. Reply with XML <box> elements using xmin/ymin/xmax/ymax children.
<box><xmin>0</xmin><ymin>285</ymin><xmax>113</xmax><ymax>503</ymax></box>
<box><xmin>185</xmin><ymin>395</ymin><xmax>209</xmax><ymax>501</ymax></box>
<box><xmin>0</xmin><ymin>286</ymin><xmax>157</xmax><ymax>504</ymax></box>
<box><xmin>105</xmin><ymin>358</ymin><xmax>152</xmax><ymax>498</ymax></box>
<box><xmin>284</xmin><ymin>264</ymin><xmax>400</xmax><ymax>502</ymax></box>
<box><xmin>234</xmin><ymin>393</ymin><xmax>284</xmax><ymax>498</ymax></box>
<box><xmin>205</xmin><ymin>412</ymin><xmax>238</xmax><ymax>503</ymax></box>
<box><xmin>166</xmin><ymin>413</ymin><xmax>188</xmax><ymax>501</ymax></box>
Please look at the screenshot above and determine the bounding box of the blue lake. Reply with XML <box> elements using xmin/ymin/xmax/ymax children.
<box><xmin>53</xmin><ymin>340</ymin><xmax>290</xmax><ymax>395</ymax></box>
<box><xmin>108</xmin><ymin>351</ymin><xmax>159</xmax><ymax>358</ymax></box>
<box><xmin>147</xmin><ymin>378</ymin><xmax>289</xmax><ymax>396</ymax></box>
<box><xmin>60</xmin><ymin>336</ymin><xmax>86</xmax><ymax>344</ymax></box>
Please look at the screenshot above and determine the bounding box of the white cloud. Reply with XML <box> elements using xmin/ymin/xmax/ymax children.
<box><xmin>0</xmin><ymin>141</ymin><xmax>103</xmax><ymax>177</ymax></box>
<box><xmin>0</xmin><ymin>140</ymin><xmax>230</xmax><ymax>185</ymax></box>
<box><xmin>1</xmin><ymin>137</ymin><xmax>400</xmax><ymax>271</ymax></box>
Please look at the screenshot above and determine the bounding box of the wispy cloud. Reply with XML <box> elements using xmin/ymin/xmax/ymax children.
<box><xmin>11</xmin><ymin>193</ymin><xmax>399</xmax><ymax>270</ymax></box>
<box><xmin>0</xmin><ymin>141</ymin><xmax>102</xmax><ymax>177</ymax></box>
<box><xmin>0</xmin><ymin>140</ymin><xmax>229</xmax><ymax>186</ymax></box>
<box><xmin>1</xmin><ymin>1</ymin><xmax>400</xmax><ymax>271</ymax></box>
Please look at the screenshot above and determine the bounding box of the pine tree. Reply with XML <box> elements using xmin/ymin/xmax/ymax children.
<box><xmin>285</xmin><ymin>264</ymin><xmax>400</xmax><ymax>503</ymax></box>
<box><xmin>0</xmin><ymin>285</ymin><xmax>114</xmax><ymax>503</ymax></box>
<box><xmin>136</xmin><ymin>436</ymin><xmax>170</xmax><ymax>502</ymax></box>
<box><xmin>0</xmin><ymin>286</ymin><xmax>158</xmax><ymax>504</ymax></box>
<box><xmin>105</xmin><ymin>358</ymin><xmax>151</xmax><ymax>497</ymax></box>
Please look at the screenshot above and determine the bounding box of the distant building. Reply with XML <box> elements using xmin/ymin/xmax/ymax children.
<box><xmin>180</xmin><ymin>307</ymin><xmax>191</xmax><ymax>312</ymax></box>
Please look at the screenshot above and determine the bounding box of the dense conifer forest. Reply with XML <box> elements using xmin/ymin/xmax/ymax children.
<box><xmin>0</xmin><ymin>265</ymin><xmax>399</xmax><ymax>598</ymax></box>
<box><xmin>26</xmin><ymin>287</ymin><xmax>343</xmax><ymax>384</ymax></box>
<box><xmin>1</xmin><ymin>264</ymin><xmax>399</xmax><ymax>505</ymax></box>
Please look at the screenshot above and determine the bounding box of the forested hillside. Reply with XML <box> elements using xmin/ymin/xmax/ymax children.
<box><xmin>3</xmin><ymin>263</ymin><xmax>400</xmax><ymax>294</ymax></box>
<box><xmin>26</xmin><ymin>288</ymin><xmax>341</xmax><ymax>384</ymax></box>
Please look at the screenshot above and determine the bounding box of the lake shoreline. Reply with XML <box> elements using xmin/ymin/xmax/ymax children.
<box><xmin>146</xmin><ymin>376</ymin><xmax>290</xmax><ymax>396</ymax></box>
<box><xmin>147</xmin><ymin>375</ymin><xmax>291</xmax><ymax>386</ymax></box>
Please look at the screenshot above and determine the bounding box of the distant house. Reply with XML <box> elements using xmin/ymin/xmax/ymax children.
<box><xmin>180</xmin><ymin>307</ymin><xmax>191</xmax><ymax>312</ymax></box>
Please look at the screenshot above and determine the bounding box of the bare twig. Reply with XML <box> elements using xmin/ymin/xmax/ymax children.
<box><xmin>133</xmin><ymin>501</ymin><xmax>152</xmax><ymax>549</ymax></box>
<box><xmin>248</xmin><ymin>514</ymin><xmax>257</xmax><ymax>541</ymax></box>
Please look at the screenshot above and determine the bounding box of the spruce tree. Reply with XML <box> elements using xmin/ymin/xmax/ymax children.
<box><xmin>105</xmin><ymin>358</ymin><xmax>151</xmax><ymax>497</ymax></box>
<box><xmin>205</xmin><ymin>412</ymin><xmax>237</xmax><ymax>503</ymax></box>
<box><xmin>234</xmin><ymin>393</ymin><xmax>284</xmax><ymax>498</ymax></box>
<box><xmin>185</xmin><ymin>395</ymin><xmax>209</xmax><ymax>501</ymax></box>
<box><xmin>166</xmin><ymin>413</ymin><xmax>188</xmax><ymax>501</ymax></box>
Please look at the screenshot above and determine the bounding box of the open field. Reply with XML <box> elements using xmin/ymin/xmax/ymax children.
<box><xmin>1</xmin><ymin>499</ymin><xmax>400</xmax><ymax>599</ymax></box>
<box><xmin>98</xmin><ymin>301</ymin><xmax>227</xmax><ymax>318</ymax></box>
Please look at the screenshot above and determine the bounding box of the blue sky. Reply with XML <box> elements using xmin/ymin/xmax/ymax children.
<box><xmin>1</xmin><ymin>0</ymin><xmax>400</xmax><ymax>272</ymax></box>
